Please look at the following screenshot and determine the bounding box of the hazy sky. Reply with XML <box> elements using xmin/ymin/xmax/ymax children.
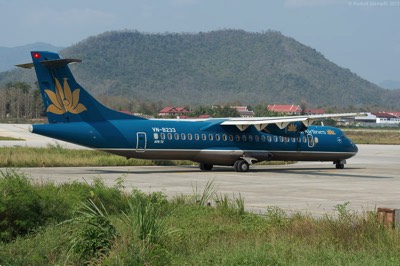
<box><xmin>1</xmin><ymin>0</ymin><xmax>399</xmax><ymax>84</ymax></box>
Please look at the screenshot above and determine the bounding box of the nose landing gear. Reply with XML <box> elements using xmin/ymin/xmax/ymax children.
<box><xmin>334</xmin><ymin>160</ymin><xmax>346</xmax><ymax>169</ymax></box>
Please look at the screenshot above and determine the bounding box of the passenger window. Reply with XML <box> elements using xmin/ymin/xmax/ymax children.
<box><xmin>195</xmin><ymin>134</ymin><xmax>200</xmax><ymax>141</ymax></box>
<box><xmin>181</xmin><ymin>133</ymin><xmax>186</xmax><ymax>140</ymax></box>
<box><xmin>242</xmin><ymin>135</ymin><xmax>247</xmax><ymax>142</ymax></box>
<box><xmin>279</xmin><ymin>136</ymin><xmax>284</xmax><ymax>142</ymax></box>
<box><xmin>273</xmin><ymin>136</ymin><xmax>278</xmax><ymax>142</ymax></box>
<box><xmin>291</xmin><ymin>137</ymin><xmax>296</xmax><ymax>143</ymax></box>
<box><xmin>267</xmin><ymin>136</ymin><xmax>272</xmax><ymax>142</ymax></box>
<box><xmin>255</xmin><ymin>135</ymin><xmax>260</xmax><ymax>142</ymax></box>
<box><xmin>202</xmin><ymin>134</ymin><xmax>206</xmax><ymax>141</ymax></box>
<box><xmin>222</xmin><ymin>134</ymin><xmax>227</xmax><ymax>141</ymax></box>
<box><xmin>188</xmin><ymin>133</ymin><xmax>193</xmax><ymax>140</ymax></box>
<box><xmin>215</xmin><ymin>134</ymin><xmax>220</xmax><ymax>141</ymax></box>
<box><xmin>248</xmin><ymin>135</ymin><xmax>253</xmax><ymax>142</ymax></box>
<box><xmin>229</xmin><ymin>135</ymin><xmax>234</xmax><ymax>141</ymax></box>
<box><xmin>168</xmin><ymin>133</ymin><xmax>172</xmax><ymax>140</ymax></box>
<box><xmin>303</xmin><ymin>136</ymin><xmax>307</xmax><ymax>143</ymax></box>
<box><xmin>209</xmin><ymin>134</ymin><xmax>213</xmax><ymax>141</ymax></box>
<box><xmin>160</xmin><ymin>133</ymin><xmax>166</xmax><ymax>140</ymax></box>
<box><xmin>174</xmin><ymin>133</ymin><xmax>179</xmax><ymax>140</ymax></box>
<box><xmin>285</xmin><ymin>137</ymin><xmax>289</xmax><ymax>143</ymax></box>
<box><xmin>261</xmin><ymin>135</ymin><xmax>266</xmax><ymax>142</ymax></box>
<box><xmin>236</xmin><ymin>135</ymin><xmax>241</xmax><ymax>141</ymax></box>
<box><xmin>153</xmin><ymin>133</ymin><xmax>159</xmax><ymax>140</ymax></box>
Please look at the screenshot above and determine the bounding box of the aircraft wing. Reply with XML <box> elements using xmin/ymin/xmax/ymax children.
<box><xmin>220</xmin><ymin>113</ymin><xmax>360</xmax><ymax>131</ymax></box>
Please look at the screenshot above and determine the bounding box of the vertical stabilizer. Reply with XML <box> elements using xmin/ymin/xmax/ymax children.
<box><xmin>18</xmin><ymin>51</ymin><xmax>143</xmax><ymax>123</ymax></box>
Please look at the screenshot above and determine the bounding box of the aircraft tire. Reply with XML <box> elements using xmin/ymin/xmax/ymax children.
<box><xmin>335</xmin><ymin>162</ymin><xmax>345</xmax><ymax>169</ymax></box>
<box><xmin>237</xmin><ymin>160</ymin><xmax>249</xmax><ymax>172</ymax></box>
<box><xmin>200</xmin><ymin>163</ymin><xmax>213</xmax><ymax>171</ymax></box>
<box><xmin>234</xmin><ymin>160</ymin><xmax>240</xmax><ymax>172</ymax></box>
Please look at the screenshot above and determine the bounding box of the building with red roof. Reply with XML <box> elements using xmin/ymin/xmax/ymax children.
<box><xmin>304</xmin><ymin>108</ymin><xmax>325</xmax><ymax>115</ymax></box>
<box><xmin>230</xmin><ymin>106</ymin><xmax>254</xmax><ymax>117</ymax></box>
<box><xmin>158</xmin><ymin>107</ymin><xmax>190</xmax><ymax>117</ymax></box>
<box><xmin>372</xmin><ymin>112</ymin><xmax>400</xmax><ymax>124</ymax></box>
<box><xmin>355</xmin><ymin>112</ymin><xmax>400</xmax><ymax>124</ymax></box>
<box><xmin>267</xmin><ymin>105</ymin><xmax>302</xmax><ymax>114</ymax></box>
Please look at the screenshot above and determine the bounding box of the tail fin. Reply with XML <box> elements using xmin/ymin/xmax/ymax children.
<box><xmin>17</xmin><ymin>51</ymin><xmax>144</xmax><ymax>123</ymax></box>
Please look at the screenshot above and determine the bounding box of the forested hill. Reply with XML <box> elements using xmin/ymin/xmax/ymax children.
<box><xmin>2</xmin><ymin>30</ymin><xmax>399</xmax><ymax>108</ymax></box>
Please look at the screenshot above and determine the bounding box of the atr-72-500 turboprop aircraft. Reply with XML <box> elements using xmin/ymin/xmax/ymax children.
<box><xmin>17</xmin><ymin>51</ymin><xmax>359</xmax><ymax>172</ymax></box>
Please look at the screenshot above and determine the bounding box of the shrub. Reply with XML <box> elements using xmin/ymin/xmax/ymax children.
<box><xmin>192</xmin><ymin>179</ymin><xmax>219</xmax><ymax>206</ymax></box>
<box><xmin>265</xmin><ymin>206</ymin><xmax>289</xmax><ymax>228</ymax></box>
<box><xmin>89</xmin><ymin>177</ymin><xmax>128</xmax><ymax>214</ymax></box>
<box><xmin>0</xmin><ymin>169</ymin><xmax>43</xmax><ymax>242</ymax></box>
<box><xmin>65</xmin><ymin>199</ymin><xmax>118</xmax><ymax>265</ymax></box>
<box><xmin>123</xmin><ymin>189</ymin><xmax>171</xmax><ymax>245</ymax></box>
<box><xmin>215</xmin><ymin>193</ymin><xmax>245</xmax><ymax>216</ymax></box>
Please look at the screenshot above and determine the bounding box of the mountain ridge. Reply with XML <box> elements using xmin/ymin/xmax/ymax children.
<box><xmin>379</xmin><ymin>80</ymin><xmax>400</xmax><ymax>90</ymax></box>
<box><xmin>0</xmin><ymin>42</ymin><xmax>64</xmax><ymax>73</ymax></box>
<box><xmin>1</xmin><ymin>30</ymin><xmax>399</xmax><ymax>109</ymax></box>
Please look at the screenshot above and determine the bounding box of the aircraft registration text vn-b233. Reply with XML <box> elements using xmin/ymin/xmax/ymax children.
<box><xmin>17</xmin><ymin>51</ymin><xmax>359</xmax><ymax>172</ymax></box>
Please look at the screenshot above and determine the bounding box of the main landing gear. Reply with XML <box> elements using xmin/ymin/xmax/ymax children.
<box><xmin>199</xmin><ymin>163</ymin><xmax>213</xmax><ymax>171</ymax></box>
<box><xmin>199</xmin><ymin>160</ymin><xmax>251</xmax><ymax>172</ymax></box>
<box><xmin>234</xmin><ymin>160</ymin><xmax>250</xmax><ymax>172</ymax></box>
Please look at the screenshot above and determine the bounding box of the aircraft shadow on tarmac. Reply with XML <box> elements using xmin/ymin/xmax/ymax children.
<box><xmin>251</xmin><ymin>167</ymin><xmax>392</xmax><ymax>179</ymax></box>
<box><xmin>85</xmin><ymin>165</ymin><xmax>392</xmax><ymax>179</ymax></box>
<box><xmin>86</xmin><ymin>166</ymin><xmax>200</xmax><ymax>175</ymax></box>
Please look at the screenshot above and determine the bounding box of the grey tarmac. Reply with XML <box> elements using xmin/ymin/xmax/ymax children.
<box><xmin>5</xmin><ymin>144</ymin><xmax>400</xmax><ymax>215</ymax></box>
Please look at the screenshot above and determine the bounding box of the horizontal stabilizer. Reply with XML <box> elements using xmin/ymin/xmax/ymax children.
<box><xmin>16</xmin><ymin>58</ymin><xmax>81</xmax><ymax>69</ymax></box>
<box><xmin>41</xmin><ymin>58</ymin><xmax>82</xmax><ymax>67</ymax></box>
<box><xmin>15</xmin><ymin>63</ymin><xmax>34</xmax><ymax>69</ymax></box>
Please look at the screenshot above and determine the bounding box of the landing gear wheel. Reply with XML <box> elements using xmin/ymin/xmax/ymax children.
<box><xmin>199</xmin><ymin>163</ymin><xmax>213</xmax><ymax>171</ymax></box>
<box><xmin>234</xmin><ymin>160</ymin><xmax>240</xmax><ymax>172</ymax></box>
<box><xmin>335</xmin><ymin>162</ymin><xmax>345</xmax><ymax>169</ymax></box>
<box><xmin>235</xmin><ymin>160</ymin><xmax>249</xmax><ymax>172</ymax></box>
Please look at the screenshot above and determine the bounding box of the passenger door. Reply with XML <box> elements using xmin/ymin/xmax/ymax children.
<box><xmin>136</xmin><ymin>132</ymin><xmax>147</xmax><ymax>152</ymax></box>
<box><xmin>307</xmin><ymin>133</ymin><xmax>314</xmax><ymax>148</ymax></box>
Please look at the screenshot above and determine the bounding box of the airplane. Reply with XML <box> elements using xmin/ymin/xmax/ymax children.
<box><xmin>17</xmin><ymin>51</ymin><xmax>359</xmax><ymax>172</ymax></box>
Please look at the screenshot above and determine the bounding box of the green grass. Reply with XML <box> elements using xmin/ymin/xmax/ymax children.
<box><xmin>0</xmin><ymin>136</ymin><xmax>24</xmax><ymax>141</ymax></box>
<box><xmin>0</xmin><ymin>170</ymin><xmax>400</xmax><ymax>265</ymax></box>
<box><xmin>0</xmin><ymin>145</ymin><xmax>292</xmax><ymax>167</ymax></box>
<box><xmin>0</xmin><ymin>145</ymin><xmax>192</xmax><ymax>167</ymax></box>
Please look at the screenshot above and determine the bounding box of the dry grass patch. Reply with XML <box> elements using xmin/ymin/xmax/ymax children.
<box><xmin>343</xmin><ymin>129</ymin><xmax>400</xmax><ymax>144</ymax></box>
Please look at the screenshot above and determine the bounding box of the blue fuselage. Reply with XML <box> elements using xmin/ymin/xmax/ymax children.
<box><xmin>31</xmin><ymin>118</ymin><xmax>358</xmax><ymax>166</ymax></box>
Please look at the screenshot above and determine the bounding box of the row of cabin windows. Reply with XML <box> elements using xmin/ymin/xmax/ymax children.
<box><xmin>155</xmin><ymin>132</ymin><xmax>318</xmax><ymax>144</ymax></box>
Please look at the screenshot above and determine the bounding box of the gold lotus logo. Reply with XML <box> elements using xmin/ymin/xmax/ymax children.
<box><xmin>327</xmin><ymin>130</ymin><xmax>336</xmax><ymax>135</ymax></box>
<box><xmin>45</xmin><ymin>78</ymin><xmax>87</xmax><ymax>115</ymax></box>
<box><xmin>287</xmin><ymin>123</ymin><xmax>297</xmax><ymax>132</ymax></box>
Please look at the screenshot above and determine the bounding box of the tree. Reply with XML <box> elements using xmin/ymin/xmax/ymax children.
<box><xmin>0</xmin><ymin>82</ymin><xmax>42</xmax><ymax>120</ymax></box>
<box><xmin>252</xmin><ymin>104</ymin><xmax>278</xmax><ymax>117</ymax></box>
<box><xmin>300</xmin><ymin>101</ymin><xmax>307</xmax><ymax>115</ymax></box>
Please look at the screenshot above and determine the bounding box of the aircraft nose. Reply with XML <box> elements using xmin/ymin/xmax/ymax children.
<box><xmin>347</xmin><ymin>140</ymin><xmax>358</xmax><ymax>156</ymax></box>
<box><xmin>352</xmin><ymin>143</ymin><xmax>358</xmax><ymax>154</ymax></box>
